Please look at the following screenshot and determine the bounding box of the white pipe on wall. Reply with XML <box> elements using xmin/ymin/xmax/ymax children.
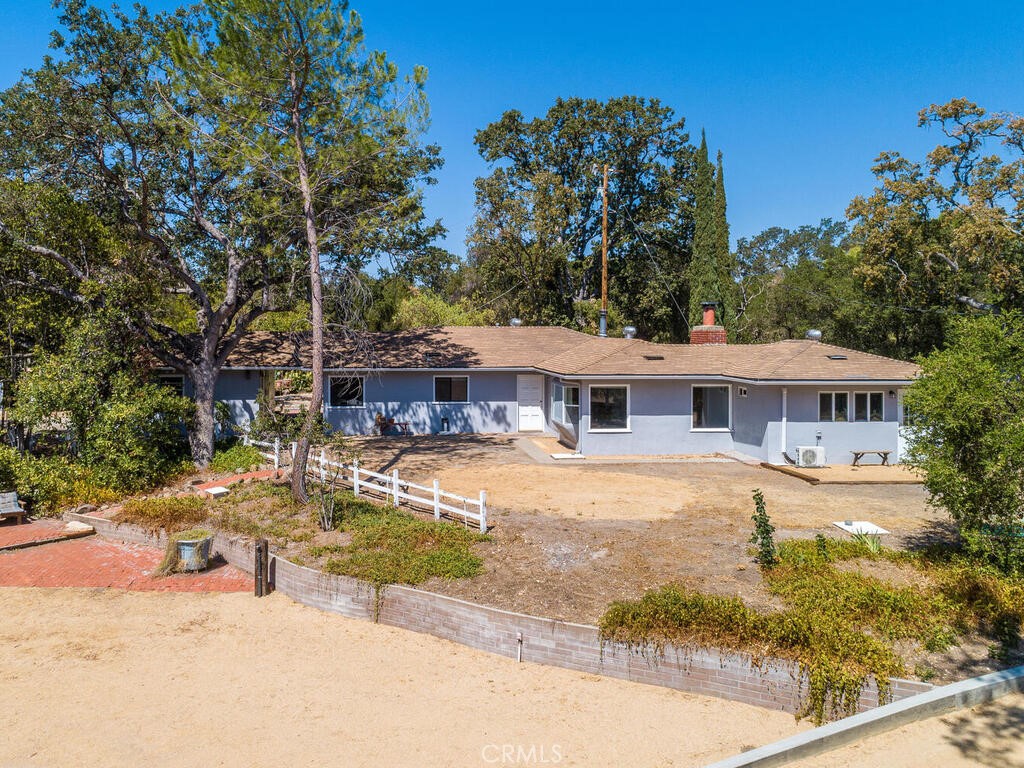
<box><xmin>780</xmin><ymin>387</ymin><xmax>788</xmax><ymax>458</ymax></box>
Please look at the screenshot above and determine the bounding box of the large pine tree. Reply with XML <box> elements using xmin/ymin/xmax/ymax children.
<box><xmin>687</xmin><ymin>130</ymin><xmax>719</xmax><ymax>326</ymax></box>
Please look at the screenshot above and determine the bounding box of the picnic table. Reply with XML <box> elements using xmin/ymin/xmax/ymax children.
<box><xmin>850</xmin><ymin>449</ymin><xmax>891</xmax><ymax>467</ymax></box>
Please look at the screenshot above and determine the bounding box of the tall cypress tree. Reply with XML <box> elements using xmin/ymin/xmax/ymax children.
<box><xmin>688</xmin><ymin>129</ymin><xmax>719</xmax><ymax>327</ymax></box>
<box><xmin>713</xmin><ymin>150</ymin><xmax>735</xmax><ymax>326</ymax></box>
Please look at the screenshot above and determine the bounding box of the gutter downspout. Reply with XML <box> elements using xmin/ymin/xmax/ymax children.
<box><xmin>780</xmin><ymin>387</ymin><xmax>788</xmax><ymax>462</ymax></box>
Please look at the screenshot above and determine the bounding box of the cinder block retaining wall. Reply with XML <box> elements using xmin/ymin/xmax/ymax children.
<box><xmin>68</xmin><ymin>512</ymin><xmax>933</xmax><ymax>715</ymax></box>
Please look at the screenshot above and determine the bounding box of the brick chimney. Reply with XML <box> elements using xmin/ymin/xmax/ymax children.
<box><xmin>690</xmin><ymin>302</ymin><xmax>727</xmax><ymax>345</ymax></box>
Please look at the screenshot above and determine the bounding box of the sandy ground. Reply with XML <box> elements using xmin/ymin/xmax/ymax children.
<box><xmin>312</xmin><ymin>435</ymin><xmax>943</xmax><ymax>629</ymax></box>
<box><xmin>344</xmin><ymin>435</ymin><xmax>932</xmax><ymax>527</ymax></box>
<box><xmin>0</xmin><ymin>587</ymin><xmax>805</xmax><ymax>768</ymax></box>
<box><xmin>789</xmin><ymin>693</ymin><xmax>1024</xmax><ymax>768</ymax></box>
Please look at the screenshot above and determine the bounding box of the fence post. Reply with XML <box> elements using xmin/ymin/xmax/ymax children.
<box><xmin>290</xmin><ymin>441</ymin><xmax>297</xmax><ymax>460</ymax></box>
<box><xmin>433</xmin><ymin>479</ymin><xmax>440</xmax><ymax>520</ymax></box>
<box><xmin>273</xmin><ymin>437</ymin><xmax>281</xmax><ymax>471</ymax></box>
<box><xmin>353</xmin><ymin>460</ymin><xmax>360</xmax><ymax>497</ymax></box>
<box><xmin>479</xmin><ymin>490</ymin><xmax>487</xmax><ymax>533</ymax></box>
<box><xmin>319</xmin><ymin>448</ymin><xmax>326</xmax><ymax>483</ymax></box>
<box><xmin>254</xmin><ymin>538</ymin><xmax>270</xmax><ymax>597</ymax></box>
<box><xmin>392</xmin><ymin>469</ymin><xmax>400</xmax><ymax>507</ymax></box>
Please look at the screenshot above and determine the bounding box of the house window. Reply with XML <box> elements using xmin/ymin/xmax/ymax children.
<box><xmin>564</xmin><ymin>385</ymin><xmax>580</xmax><ymax>424</ymax></box>
<box><xmin>328</xmin><ymin>376</ymin><xmax>364</xmax><ymax>407</ymax></box>
<box><xmin>692</xmin><ymin>385</ymin><xmax>730</xmax><ymax>430</ymax></box>
<box><xmin>157</xmin><ymin>375</ymin><xmax>184</xmax><ymax>395</ymax></box>
<box><xmin>854</xmin><ymin>392</ymin><xmax>884</xmax><ymax>422</ymax></box>
<box><xmin>434</xmin><ymin>376</ymin><xmax>469</xmax><ymax>403</ymax></box>
<box><xmin>589</xmin><ymin>386</ymin><xmax>628</xmax><ymax>431</ymax></box>
<box><xmin>737</xmin><ymin>386</ymin><xmax>748</xmax><ymax>398</ymax></box>
<box><xmin>819</xmin><ymin>392</ymin><xmax>849</xmax><ymax>422</ymax></box>
<box><xmin>553</xmin><ymin>382</ymin><xmax>580</xmax><ymax>425</ymax></box>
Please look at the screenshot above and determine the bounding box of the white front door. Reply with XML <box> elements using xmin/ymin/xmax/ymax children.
<box><xmin>517</xmin><ymin>374</ymin><xmax>544</xmax><ymax>432</ymax></box>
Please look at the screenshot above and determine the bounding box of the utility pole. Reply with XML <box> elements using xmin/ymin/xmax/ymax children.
<box><xmin>599</xmin><ymin>162</ymin><xmax>609</xmax><ymax>338</ymax></box>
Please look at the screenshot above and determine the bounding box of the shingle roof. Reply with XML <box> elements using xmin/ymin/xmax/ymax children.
<box><xmin>222</xmin><ymin>327</ymin><xmax>919</xmax><ymax>383</ymax></box>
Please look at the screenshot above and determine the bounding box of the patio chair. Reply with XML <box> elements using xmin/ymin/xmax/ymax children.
<box><xmin>0</xmin><ymin>492</ymin><xmax>27</xmax><ymax>524</ymax></box>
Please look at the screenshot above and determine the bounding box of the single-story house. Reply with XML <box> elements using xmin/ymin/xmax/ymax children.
<box><xmin>174</xmin><ymin>310</ymin><xmax>919</xmax><ymax>464</ymax></box>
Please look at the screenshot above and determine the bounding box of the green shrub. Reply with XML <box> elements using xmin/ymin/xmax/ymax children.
<box><xmin>602</xmin><ymin>536</ymin><xmax>1024</xmax><ymax>724</ymax></box>
<box><xmin>210</xmin><ymin>443</ymin><xmax>265</xmax><ymax>474</ymax></box>
<box><xmin>599</xmin><ymin>584</ymin><xmax>903</xmax><ymax>724</ymax></box>
<box><xmin>0</xmin><ymin>451</ymin><xmax>118</xmax><ymax>515</ymax></box>
<box><xmin>0</xmin><ymin>445</ymin><xmax>19</xmax><ymax>491</ymax></box>
<box><xmin>749</xmin><ymin>489</ymin><xmax>778</xmax><ymax>567</ymax></box>
<box><xmin>80</xmin><ymin>376</ymin><xmax>193</xmax><ymax>491</ymax></box>
<box><xmin>318</xmin><ymin>492</ymin><xmax>488</xmax><ymax>587</ymax></box>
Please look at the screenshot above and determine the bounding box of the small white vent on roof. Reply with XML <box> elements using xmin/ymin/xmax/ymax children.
<box><xmin>827</xmin><ymin>354</ymin><xmax>848</xmax><ymax>360</ymax></box>
<box><xmin>643</xmin><ymin>354</ymin><xmax>664</xmax><ymax>361</ymax></box>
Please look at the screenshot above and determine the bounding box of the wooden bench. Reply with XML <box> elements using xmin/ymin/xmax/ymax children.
<box><xmin>850</xmin><ymin>450</ymin><xmax>892</xmax><ymax>467</ymax></box>
<box><xmin>0</xmin><ymin>492</ymin><xmax>27</xmax><ymax>524</ymax></box>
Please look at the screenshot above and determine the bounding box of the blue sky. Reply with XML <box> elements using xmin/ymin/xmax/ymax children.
<box><xmin>3</xmin><ymin>1</ymin><xmax>1022</xmax><ymax>255</ymax></box>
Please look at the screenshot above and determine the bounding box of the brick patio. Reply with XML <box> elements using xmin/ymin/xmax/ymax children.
<box><xmin>0</xmin><ymin>531</ymin><xmax>250</xmax><ymax>592</ymax></box>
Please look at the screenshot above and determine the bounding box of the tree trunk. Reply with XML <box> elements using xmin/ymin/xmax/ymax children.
<box><xmin>189</xmin><ymin>363</ymin><xmax>217</xmax><ymax>469</ymax></box>
<box><xmin>289</xmin><ymin>68</ymin><xmax>324</xmax><ymax>505</ymax></box>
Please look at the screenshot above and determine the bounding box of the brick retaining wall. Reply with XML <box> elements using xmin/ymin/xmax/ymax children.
<box><xmin>68</xmin><ymin>512</ymin><xmax>933</xmax><ymax>716</ymax></box>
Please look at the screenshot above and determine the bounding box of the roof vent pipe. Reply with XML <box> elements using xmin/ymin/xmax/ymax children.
<box><xmin>622</xmin><ymin>326</ymin><xmax>637</xmax><ymax>339</ymax></box>
<box><xmin>509</xmin><ymin>318</ymin><xmax>523</xmax><ymax>327</ymax></box>
<box><xmin>805</xmin><ymin>329</ymin><xmax>822</xmax><ymax>342</ymax></box>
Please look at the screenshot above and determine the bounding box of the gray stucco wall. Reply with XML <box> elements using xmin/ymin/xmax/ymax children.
<box><xmin>200</xmin><ymin>367</ymin><xmax>905</xmax><ymax>463</ymax></box>
<box><xmin>182</xmin><ymin>370</ymin><xmax>261</xmax><ymax>429</ymax></box>
<box><xmin>783</xmin><ymin>385</ymin><xmax>902</xmax><ymax>466</ymax></box>
<box><xmin>574</xmin><ymin>380</ymin><xmax>902</xmax><ymax>462</ymax></box>
<box><xmin>577</xmin><ymin>379</ymin><xmax>735</xmax><ymax>456</ymax></box>
<box><xmin>324</xmin><ymin>371</ymin><xmax>522</xmax><ymax>435</ymax></box>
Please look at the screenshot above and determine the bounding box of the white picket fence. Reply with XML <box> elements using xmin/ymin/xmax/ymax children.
<box><xmin>242</xmin><ymin>436</ymin><xmax>488</xmax><ymax>532</ymax></box>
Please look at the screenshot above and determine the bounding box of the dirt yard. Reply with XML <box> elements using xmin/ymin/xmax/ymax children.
<box><xmin>340</xmin><ymin>436</ymin><xmax>937</xmax><ymax>622</ymax></box>
<box><xmin>0</xmin><ymin>587</ymin><xmax>805</xmax><ymax>768</ymax></box>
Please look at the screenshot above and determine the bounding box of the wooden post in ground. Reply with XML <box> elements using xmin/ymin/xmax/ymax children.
<box><xmin>254</xmin><ymin>538</ymin><xmax>270</xmax><ymax>597</ymax></box>
<box><xmin>433</xmin><ymin>479</ymin><xmax>441</xmax><ymax>520</ymax></box>
<box><xmin>273</xmin><ymin>438</ymin><xmax>281</xmax><ymax>471</ymax></box>
<box><xmin>319</xmin><ymin>448</ymin><xmax>326</xmax><ymax>483</ymax></box>
<box><xmin>392</xmin><ymin>469</ymin><xmax>400</xmax><ymax>507</ymax></box>
<box><xmin>479</xmin><ymin>490</ymin><xmax>488</xmax><ymax>533</ymax></box>
<box><xmin>353</xmin><ymin>460</ymin><xmax>360</xmax><ymax>497</ymax></box>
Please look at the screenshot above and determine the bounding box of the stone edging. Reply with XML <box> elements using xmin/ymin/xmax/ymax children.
<box><xmin>704</xmin><ymin>664</ymin><xmax>1024</xmax><ymax>768</ymax></box>
<box><xmin>65</xmin><ymin>511</ymin><xmax>932</xmax><ymax>717</ymax></box>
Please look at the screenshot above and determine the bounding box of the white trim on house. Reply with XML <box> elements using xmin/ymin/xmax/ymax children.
<box><xmin>432</xmin><ymin>374</ymin><xmax>470</xmax><ymax>404</ymax></box>
<box><xmin>587</xmin><ymin>383</ymin><xmax>631</xmax><ymax>433</ymax></box>
<box><xmin>852</xmin><ymin>391</ymin><xmax>885</xmax><ymax>422</ymax></box>
<box><xmin>690</xmin><ymin>383</ymin><xmax>732</xmax><ymax>432</ymax></box>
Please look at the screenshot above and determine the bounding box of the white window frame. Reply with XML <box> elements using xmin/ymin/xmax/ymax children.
<box><xmin>326</xmin><ymin>375</ymin><xmax>365</xmax><ymax>409</ymax></box>
<box><xmin>691</xmin><ymin>384</ymin><xmax>732</xmax><ymax>432</ymax></box>
<box><xmin>737</xmin><ymin>386</ymin><xmax>748</xmax><ymax>398</ymax></box>
<box><xmin>587</xmin><ymin>384</ymin><xmax>630</xmax><ymax>433</ymax></box>
<box><xmin>433</xmin><ymin>375</ymin><xmax>470</xmax><ymax>404</ymax></box>
<box><xmin>852</xmin><ymin>391</ymin><xmax>885</xmax><ymax>423</ymax></box>
<box><xmin>157</xmin><ymin>374</ymin><xmax>185</xmax><ymax>396</ymax></box>
<box><xmin>818</xmin><ymin>391</ymin><xmax>851</xmax><ymax>422</ymax></box>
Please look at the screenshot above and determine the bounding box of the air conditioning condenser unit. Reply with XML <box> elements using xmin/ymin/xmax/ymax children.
<box><xmin>795</xmin><ymin>445</ymin><xmax>826</xmax><ymax>467</ymax></box>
